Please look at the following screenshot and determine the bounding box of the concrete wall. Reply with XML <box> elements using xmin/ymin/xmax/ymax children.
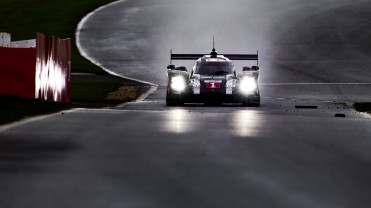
<box><xmin>0</xmin><ymin>47</ymin><xmax>36</xmax><ymax>99</ymax></box>
<box><xmin>0</xmin><ymin>33</ymin><xmax>11</xmax><ymax>47</ymax></box>
<box><xmin>10</xmin><ymin>39</ymin><xmax>36</xmax><ymax>48</ymax></box>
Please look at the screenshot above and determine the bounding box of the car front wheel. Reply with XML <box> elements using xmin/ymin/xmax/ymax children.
<box><xmin>242</xmin><ymin>94</ymin><xmax>260</xmax><ymax>107</ymax></box>
<box><xmin>166</xmin><ymin>91</ymin><xmax>183</xmax><ymax>106</ymax></box>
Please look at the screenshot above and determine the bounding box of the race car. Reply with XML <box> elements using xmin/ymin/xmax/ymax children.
<box><xmin>166</xmin><ymin>47</ymin><xmax>260</xmax><ymax>106</ymax></box>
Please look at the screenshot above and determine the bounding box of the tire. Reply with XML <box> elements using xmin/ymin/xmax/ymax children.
<box><xmin>242</xmin><ymin>94</ymin><xmax>260</xmax><ymax>107</ymax></box>
<box><xmin>166</xmin><ymin>91</ymin><xmax>183</xmax><ymax>106</ymax></box>
<box><xmin>166</xmin><ymin>99</ymin><xmax>181</xmax><ymax>106</ymax></box>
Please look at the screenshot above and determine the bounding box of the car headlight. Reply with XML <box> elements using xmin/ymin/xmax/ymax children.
<box><xmin>170</xmin><ymin>76</ymin><xmax>186</xmax><ymax>92</ymax></box>
<box><xmin>239</xmin><ymin>77</ymin><xmax>257</xmax><ymax>94</ymax></box>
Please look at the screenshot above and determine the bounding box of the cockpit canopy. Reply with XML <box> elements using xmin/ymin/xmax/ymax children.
<box><xmin>195</xmin><ymin>61</ymin><xmax>233</xmax><ymax>75</ymax></box>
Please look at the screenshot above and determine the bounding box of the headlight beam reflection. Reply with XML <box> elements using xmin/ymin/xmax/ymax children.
<box><xmin>164</xmin><ymin>109</ymin><xmax>191</xmax><ymax>134</ymax></box>
<box><xmin>231</xmin><ymin>110</ymin><xmax>261</xmax><ymax>137</ymax></box>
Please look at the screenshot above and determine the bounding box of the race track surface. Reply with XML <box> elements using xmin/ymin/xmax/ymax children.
<box><xmin>1</xmin><ymin>0</ymin><xmax>371</xmax><ymax>207</ymax></box>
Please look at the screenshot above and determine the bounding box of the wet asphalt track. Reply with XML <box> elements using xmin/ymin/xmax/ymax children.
<box><xmin>2</xmin><ymin>0</ymin><xmax>371</xmax><ymax>207</ymax></box>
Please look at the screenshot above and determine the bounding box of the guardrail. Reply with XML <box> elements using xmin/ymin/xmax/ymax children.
<box><xmin>0</xmin><ymin>33</ymin><xmax>71</xmax><ymax>103</ymax></box>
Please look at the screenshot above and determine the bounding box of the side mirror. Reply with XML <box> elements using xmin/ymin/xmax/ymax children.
<box><xmin>167</xmin><ymin>65</ymin><xmax>176</xmax><ymax>70</ymax></box>
<box><xmin>251</xmin><ymin>66</ymin><xmax>259</xmax><ymax>71</ymax></box>
<box><xmin>242</xmin><ymin>66</ymin><xmax>251</xmax><ymax>71</ymax></box>
<box><xmin>175</xmin><ymin>66</ymin><xmax>187</xmax><ymax>72</ymax></box>
<box><xmin>242</xmin><ymin>66</ymin><xmax>259</xmax><ymax>71</ymax></box>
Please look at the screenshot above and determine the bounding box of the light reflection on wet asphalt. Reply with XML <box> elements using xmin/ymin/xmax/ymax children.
<box><xmin>2</xmin><ymin>0</ymin><xmax>371</xmax><ymax>207</ymax></box>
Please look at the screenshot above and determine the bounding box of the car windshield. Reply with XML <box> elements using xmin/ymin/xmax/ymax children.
<box><xmin>195</xmin><ymin>62</ymin><xmax>233</xmax><ymax>75</ymax></box>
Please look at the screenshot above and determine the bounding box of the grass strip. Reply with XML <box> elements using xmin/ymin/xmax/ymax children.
<box><xmin>0</xmin><ymin>82</ymin><xmax>139</xmax><ymax>124</ymax></box>
<box><xmin>0</xmin><ymin>0</ymin><xmax>115</xmax><ymax>74</ymax></box>
<box><xmin>71</xmin><ymin>81</ymin><xmax>139</xmax><ymax>108</ymax></box>
<box><xmin>0</xmin><ymin>95</ymin><xmax>71</xmax><ymax>125</ymax></box>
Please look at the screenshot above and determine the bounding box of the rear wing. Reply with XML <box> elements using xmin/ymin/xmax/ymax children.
<box><xmin>170</xmin><ymin>50</ymin><xmax>259</xmax><ymax>65</ymax></box>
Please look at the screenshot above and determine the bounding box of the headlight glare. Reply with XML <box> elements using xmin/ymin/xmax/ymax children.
<box><xmin>239</xmin><ymin>77</ymin><xmax>257</xmax><ymax>94</ymax></box>
<box><xmin>170</xmin><ymin>76</ymin><xmax>186</xmax><ymax>92</ymax></box>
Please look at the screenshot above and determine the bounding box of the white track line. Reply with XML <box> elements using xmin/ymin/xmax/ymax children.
<box><xmin>136</xmin><ymin>86</ymin><xmax>159</xmax><ymax>102</ymax></box>
<box><xmin>115</xmin><ymin>85</ymin><xmax>158</xmax><ymax>108</ymax></box>
<box><xmin>0</xmin><ymin>109</ymin><xmax>81</xmax><ymax>133</ymax></box>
